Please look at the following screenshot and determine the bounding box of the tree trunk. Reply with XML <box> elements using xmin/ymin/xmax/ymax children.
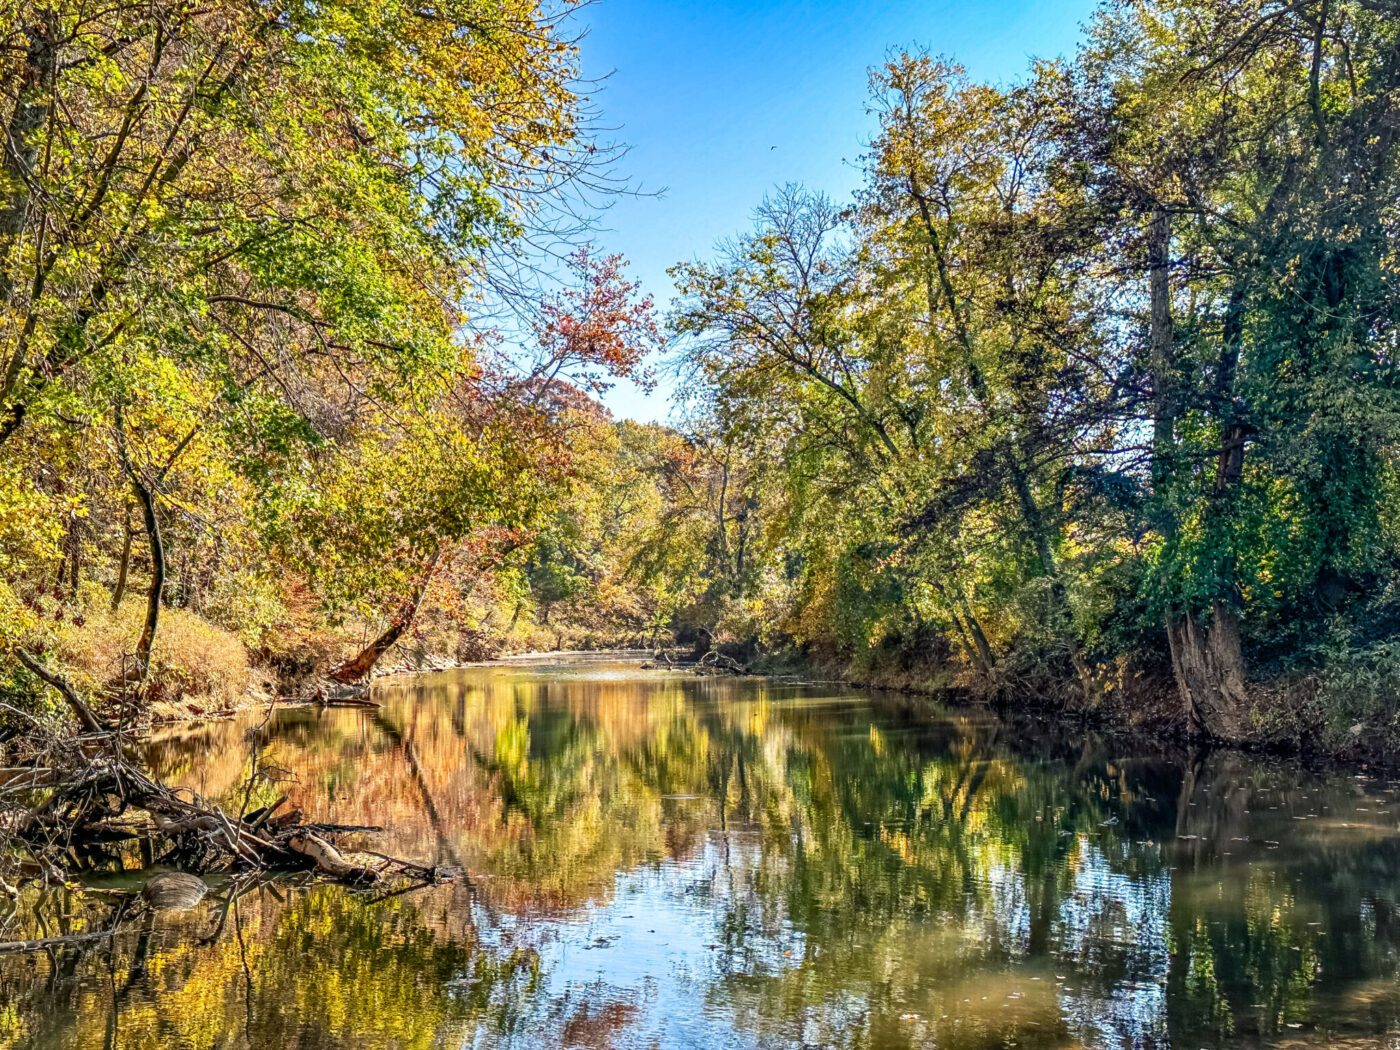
<box><xmin>948</xmin><ymin>607</ymin><xmax>991</xmax><ymax>680</ymax></box>
<box><xmin>130</xmin><ymin>474</ymin><xmax>164</xmax><ymax>678</ymax></box>
<box><xmin>111</xmin><ymin>508</ymin><xmax>133</xmax><ymax>612</ymax></box>
<box><xmin>1148</xmin><ymin>209</ymin><xmax>1178</xmax><ymax>499</ymax></box>
<box><xmin>328</xmin><ymin>549</ymin><xmax>442</xmax><ymax>684</ymax></box>
<box><xmin>935</xmin><ymin>577</ymin><xmax>996</xmax><ymax>682</ymax></box>
<box><xmin>51</xmin><ymin>516</ymin><xmax>82</xmax><ymax>596</ymax></box>
<box><xmin>0</xmin><ymin>14</ymin><xmax>54</xmax><ymax>282</ymax></box>
<box><xmin>1173</xmin><ymin>311</ymin><xmax>1251</xmax><ymax>743</ymax></box>
<box><xmin>67</xmin><ymin>520</ymin><xmax>80</xmax><ymax>595</ymax></box>
<box><xmin>1009</xmin><ymin>459</ymin><xmax>1095</xmax><ymax>698</ymax></box>
<box><xmin>910</xmin><ymin>174</ymin><xmax>1088</xmax><ymax>694</ymax></box>
<box><xmin>961</xmin><ymin>602</ymin><xmax>996</xmax><ymax>677</ymax></box>
<box><xmin>0</xmin><ymin>14</ymin><xmax>55</xmax><ymax>447</ymax></box>
<box><xmin>1167</xmin><ymin>605</ymin><xmax>1249</xmax><ymax>743</ymax></box>
<box><xmin>1148</xmin><ymin>210</ymin><xmax>1250</xmax><ymax>740</ymax></box>
<box><xmin>15</xmin><ymin>650</ymin><xmax>107</xmax><ymax>734</ymax></box>
<box><xmin>115</xmin><ymin>419</ymin><xmax>164</xmax><ymax>679</ymax></box>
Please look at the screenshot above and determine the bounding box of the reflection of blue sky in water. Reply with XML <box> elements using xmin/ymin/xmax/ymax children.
<box><xmin>477</xmin><ymin>837</ymin><xmax>807</xmax><ymax>1048</ymax></box>
<box><xmin>471</xmin><ymin>835</ymin><xmax>1175</xmax><ymax>1047</ymax></box>
<box><xmin>1055</xmin><ymin>839</ymin><xmax>1171</xmax><ymax>1049</ymax></box>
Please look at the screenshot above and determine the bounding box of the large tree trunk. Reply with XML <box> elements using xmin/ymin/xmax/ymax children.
<box><xmin>1171</xmin><ymin>301</ymin><xmax>1252</xmax><ymax>743</ymax></box>
<box><xmin>1149</xmin><ymin>210</ymin><xmax>1250</xmax><ymax>741</ymax></box>
<box><xmin>328</xmin><ymin>549</ymin><xmax>443</xmax><ymax>684</ymax></box>
<box><xmin>933</xmin><ymin>577</ymin><xmax>996</xmax><ymax>682</ymax></box>
<box><xmin>1167</xmin><ymin>606</ymin><xmax>1250</xmax><ymax>743</ymax></box>
<box><xmin>129</xmin><ymin>472</ymin><xmax>164</xmax><ymax>677</ymax></box>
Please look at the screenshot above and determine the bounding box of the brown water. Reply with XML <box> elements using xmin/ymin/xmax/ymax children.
<box><xmin>4</xmin><ymin>654</ymin><xmax>1400</xmax><ymax>1048</ymax></box>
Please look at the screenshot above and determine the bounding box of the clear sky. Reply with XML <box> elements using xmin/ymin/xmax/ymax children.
<box><xmin>577</xmin><ymin>0</ymin><xmax>1100</xmax><ymax>422</ymax></box>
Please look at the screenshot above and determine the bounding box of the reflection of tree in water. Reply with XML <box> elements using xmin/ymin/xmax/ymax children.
<box><xmin>690</xmin><ymin>706</ymin><xmax>1179</xmax><ymax>1048</ymax></box>
<box><xmin>0</xmin><ymin>880</ymin><xmax>531</xmax><ymax>1050</ymax></box>
<box><xmin>13</xmin><ymin>665</ymin><xmax>1400</xmax><ymax>1048</ymax></box>
<box><xmin>1165</xmin><ymin>752</ymin><xmax>1400</xmax><ymax>1044</ymax></box>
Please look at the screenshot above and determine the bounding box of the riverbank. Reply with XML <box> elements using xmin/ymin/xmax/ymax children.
<box><xmin>12</xmin><ymin>600</ymin><xmax>1392</xmax><ymax>779</ymax></box>
<box><xmin>745</xmin><ymin>647</ymin><xmax>1398</xmax><ymax>775</ymax></box>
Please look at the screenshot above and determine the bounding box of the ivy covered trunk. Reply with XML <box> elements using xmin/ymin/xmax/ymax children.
<box><xmin>1147</xmin><ymin>210</ymin><xmax>1252</xmax><ymax>742</ymax></box>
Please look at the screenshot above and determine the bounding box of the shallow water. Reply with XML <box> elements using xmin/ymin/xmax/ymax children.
<box><xmin>5</xmin><ymin>654</ymin><xmax>1400</xmax><ymax>1048</ymax></box>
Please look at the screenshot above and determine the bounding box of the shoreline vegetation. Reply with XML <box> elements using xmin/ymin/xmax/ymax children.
<box><xmin>132</xmin><ymin>637</ymin><xmax>1400</xmax><ymax>776</ymax></box>
<box><xmin>2</xmin><ymin>0</ymin><xmax>1399</xmax><ymax>896</ymax></box>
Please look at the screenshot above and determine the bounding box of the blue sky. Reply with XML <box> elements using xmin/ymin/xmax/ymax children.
<box><xmin>576</xmin><ymin>0</ymin><xmax>1099</xmax><ymax>421</ymax></box>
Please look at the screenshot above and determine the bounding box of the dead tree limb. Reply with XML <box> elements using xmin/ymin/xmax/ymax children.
<box><xmin>14</xmin><ymin>651</ymin><xmax>108</xmax><ymax>734</ymax></box>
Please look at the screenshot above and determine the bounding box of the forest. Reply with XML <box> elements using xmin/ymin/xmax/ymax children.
<box><xmin>2</xmin><ymin>0</ymin><xmax>1399</xmax><ymax>765</ymax></box>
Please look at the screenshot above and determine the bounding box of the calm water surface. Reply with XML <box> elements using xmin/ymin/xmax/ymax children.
<box><xmin>4</xmin><ymin>655</ymin><xmax>1400</xmax><ymax>1048</ymax></box>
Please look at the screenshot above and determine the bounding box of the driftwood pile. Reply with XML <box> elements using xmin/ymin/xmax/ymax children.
<box><xmin>640</xmin><ymin>649</ymin><xmax>751</xmax><ymax>675</ymax></box>
<box><xmin>2</xmin><ymin>734</ymin><xmax>452</xmax><ymax>888</ymax></box>
<box><xmin>3</xmin><ymin>651</ymin><xmax>452</xmax><ymax>890</ymax></box>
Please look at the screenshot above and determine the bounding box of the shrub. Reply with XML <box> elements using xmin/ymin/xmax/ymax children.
<box><xmin>203</xmin><ymin>569</ymin><xmax>287</xmax><ymax>649</ymax></box>
<box><xmin>1308</xmin><ymin>639</ymin><xmax>1400</xmax><ymax>754</ymax></box>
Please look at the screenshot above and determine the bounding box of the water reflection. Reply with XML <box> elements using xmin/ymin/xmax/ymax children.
<box><xmin>3</xmin><ymin>655</ymin><xmax>1400</xmax><ymax>1048</ymax></box>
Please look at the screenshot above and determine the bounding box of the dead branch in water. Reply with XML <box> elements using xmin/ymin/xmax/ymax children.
<box><xmin>694</xmin><ymin>650</ymin><xmax>749</xmax><ymax>676</ymax></box>
<box><xmin>0</xmin><ymin>734</ymin><xmax>456</xmax><ymax>890</ymax></box>
<box><xmin>2</xmin><ymin>651</ymin><xmax>456</xmax><ymax>892</ymax></box>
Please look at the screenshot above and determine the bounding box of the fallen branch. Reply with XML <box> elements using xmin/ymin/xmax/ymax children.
<box><xmin>360</xmin><ymin>847</ymin><xmax>462</xmax><ymax>883</ymax></box>
<box><xmin>14</xmin><ymin>651</ymin><xmax>108</xmax><ymax>734</ymax></box>
<box><xmin>287</xmin><ymin>830</ymin><xmax>380</xmax><ymax>883</ymax></box>
<box><xmin>694</xmin><ymin>650</ymin><xmax>749</xmax><ymax>676</ymax></box>
<box><xmin>3</xmin><ymin>741</ymin><xmax>446</xmax><ymax>888</ymax></box>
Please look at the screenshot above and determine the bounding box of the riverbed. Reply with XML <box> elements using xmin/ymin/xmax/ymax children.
<box><xmin>4</xmin><ymin>654</ymin><xmax>1400</xmax><ymax>1048</ymax></box>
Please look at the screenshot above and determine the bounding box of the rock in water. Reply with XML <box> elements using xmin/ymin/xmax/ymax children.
<box><xmin>141</xmin><ymin>872</ymin><xmax>208</xmax><ymax>910</ymax></box>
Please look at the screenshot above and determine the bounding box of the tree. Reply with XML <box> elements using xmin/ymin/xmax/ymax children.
<box><xmin>669</xmin><ymin>1</ymin><xmax>1400</xmax><ymax>745</ymax></box>
<box><xmin>0</xmin><ymin>0</ymin><xmax>604</xmax><ymax>714</ymax></box>
<box><xmin>1076</xmin><ymin>0</ymin><xmax>1400</xmax><ymax>738</ymax></box>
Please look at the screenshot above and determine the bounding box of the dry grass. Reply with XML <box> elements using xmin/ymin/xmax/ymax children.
<box><xmin>51</xmin><ymin>597</ymin><xmax>254</xmax><ymax>715</ymax></box>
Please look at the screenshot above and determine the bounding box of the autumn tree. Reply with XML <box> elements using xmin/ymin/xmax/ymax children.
<box><xmin>0</xmin><ymin>0</ymin><xmax>605</xmax><ymax>713</ymax></box>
